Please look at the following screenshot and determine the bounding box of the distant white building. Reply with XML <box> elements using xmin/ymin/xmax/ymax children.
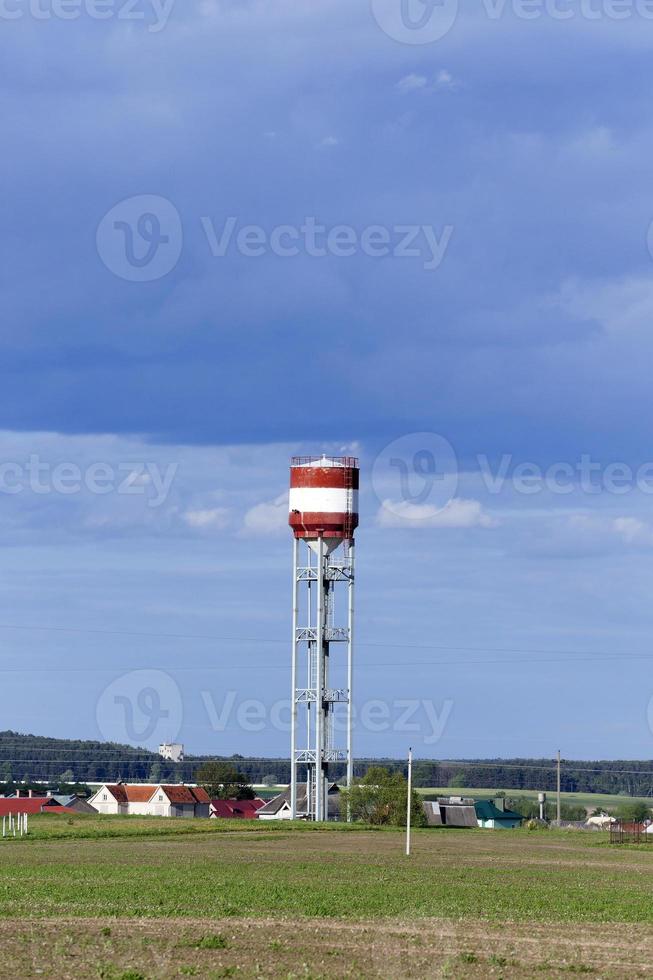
<box><xmin>88</xmin><ymin>783</ymin><xmax>209</xmax><ymax>818</ymax></box>
<box><xmin>159</xmin><ymin>743</ymin><xmax>184</xmax><ymax>763</ymax></box>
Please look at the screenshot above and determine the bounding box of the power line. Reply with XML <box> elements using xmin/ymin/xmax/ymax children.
<box><xmin>0</xmin><ymin>621</ymin><xmax>649</xmax><ymax>667</ymax></box>
<box><xmin>1</xmin><ymin>649</ymin><xmax>653</xmax><ymax>672</ymax></box>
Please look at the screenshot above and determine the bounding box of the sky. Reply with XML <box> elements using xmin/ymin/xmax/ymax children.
<box><xmin>2</xmin><ymin>0</ymin><xmax>653</xmax><ymax>763</ymax></box>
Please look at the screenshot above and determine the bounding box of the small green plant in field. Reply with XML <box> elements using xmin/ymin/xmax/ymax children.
<box><xmin>194</xmin><ymin>935</ymin><xmax>229</xmax><ymax>950</ymax></box>
<box><xmin>489</xmin><ymin>954</ymin><xmax>507</xmax><ymax>966</ymax></box>
<box><xmin>179</xmin><ymin>968</ymin><xmax>199</xmax><ymax>976</ymax></box>
<box><xmin>119</xmin><ymin>972</ymin><xmax>146</xmax><ymax>980</ymax></box>
<box><xmin>101</xmin><ymin>927</ymin><xmax>111</xmax><ymax>937</ymax></box>
<box><xmin>459</xmin><ymin>952</ymin><xmax>478</xmax><ymax>963</ymax></box>
<box><xmin>269</xmin><ymin>939</ymin><xmax>282</xmax><ymax>950</ymax></box>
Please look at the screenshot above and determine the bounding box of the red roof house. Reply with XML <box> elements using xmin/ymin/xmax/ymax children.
<box><xmin>209</xmin><ymin>798</ymin><xmax>265</xmax><ymax>819</ymax></box>
<box><xmin>0</xmin><ymin>798</ymin><xmax>75</xmax><ymax>816</ymax></box>
<box><xmin>88</xmin><ymin>783</ymin><xmax>211</xmax><ymax>818</ymax></box>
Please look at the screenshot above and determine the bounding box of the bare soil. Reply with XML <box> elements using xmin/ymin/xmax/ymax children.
<box><xmin>0</xmin><ymin>915</ymin><xmax>650</xmax><ymax>978</ymax></box>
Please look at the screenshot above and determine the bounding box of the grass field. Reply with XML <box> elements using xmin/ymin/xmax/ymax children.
<box><xmin>0</xmin><ymin>816</ymin><xmax>652</xmax><ymax>977</ymax></box>
<box><xmin>257</xmin><ymin>784</ymin><xmax>652</xmax><ymax>813</ymax></box>
<box><xmin>415</xmin><ymin>786</ymin><xmax>653</xmax><ymax>812</ymax></box>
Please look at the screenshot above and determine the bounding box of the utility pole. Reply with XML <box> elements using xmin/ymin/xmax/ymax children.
<box><xmin>556</xmin><ymin>750</ymin><xmax>561</xmax><ymax>824</ymax></box>
<box><xmin>406</xmin><ymin>747</ymin><xmax>413</xmax><ymax>857</ymax></box>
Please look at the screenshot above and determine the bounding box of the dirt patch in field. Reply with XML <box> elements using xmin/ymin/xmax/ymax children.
<box><xmin>0</xmin><ymin>916</ymin><xmax>650</xmax><ymax>979</ymax></box>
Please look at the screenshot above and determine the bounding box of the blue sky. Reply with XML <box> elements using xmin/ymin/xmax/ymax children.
<box><xmin>2</xmin><ymin>1</ymin><xmax>653</xmax><ymax>762</ymax></box>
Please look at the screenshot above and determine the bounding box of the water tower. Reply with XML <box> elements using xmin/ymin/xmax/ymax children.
<box><xmin>289</xmin><ymin>455</ymin><xmax>358</xmax><ymax>821</ymax></box>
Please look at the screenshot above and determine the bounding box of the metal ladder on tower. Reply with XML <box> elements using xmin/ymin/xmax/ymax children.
<box><xmin>343</xmin><ymin>464</ymin><xmax>354</xmax><ymax>539</ymax></box>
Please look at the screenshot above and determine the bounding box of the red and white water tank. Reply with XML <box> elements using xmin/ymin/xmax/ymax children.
<box><xmin>289</xmin><ymin>455</ymin><xmax>359</xmax><ymax>552</ymax></box>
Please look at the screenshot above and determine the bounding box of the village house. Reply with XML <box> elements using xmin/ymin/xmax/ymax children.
<box><xmin>474</xmin><ymin>798</ymin><xmax>523</xmax><ymax>829</ymax></box>
<box><xmin>422</xmin><ymin>797</ymin><xmax>524</xmax><ymax>829</ymax></box>
<box><xmin>88</xmin><ymin>783</ymin><xmax>210</xmax><ymax>818</ymax></box>
<box><xmin>52</xmin><ymin>795</ymin><xmax>98</xmax><ymax>814</ymax></box>
<box><xmin>0</xmin><ymin>796</ymin><xmax>77</xmax><ymax>817</ymax></box>
<box><xmin>258</xmin><ymin>782</ymin><xmax>341</xmax><ymax>820</ymax></box>
<box><xmin>423</xmin><ymin>797</ymin><xmax>478</xmax><ymax>828</ymax></box>
<box><xmin>209</xmin><ymin>798</ymin><xmax>265</xmax><ymax>819</ymax></box>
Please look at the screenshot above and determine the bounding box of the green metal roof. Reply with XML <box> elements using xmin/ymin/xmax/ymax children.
<box><xmin>474</xmin><ymin>800</ymin><xmax>523</xmax><ymax>821</ymax></box>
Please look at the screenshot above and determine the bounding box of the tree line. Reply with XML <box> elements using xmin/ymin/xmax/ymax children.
<box><xmin>1</xmin><ymin>732</ymin><xmax>652</xmax><ymax>797</ymax></box>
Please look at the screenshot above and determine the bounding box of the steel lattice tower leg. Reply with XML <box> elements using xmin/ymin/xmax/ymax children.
<box><xmin>346</xmin><ymin>539</ymin><xmax>355</xmax><ymax>802</ymax></box>
<box><xmin>290</xmin><ymin>535</ymin><xmax>354</xmax><ymax>821</ymax></box>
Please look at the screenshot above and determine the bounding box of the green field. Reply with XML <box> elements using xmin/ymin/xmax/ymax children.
<box><xmin>415</xmin><ymin>786</ymin><xmax>653</xmax><ymax>812</ymax></box>
<box><xmin>0</xmin><ymin>816</ymin><xmax>651</xmax><ymax>977</ymax></box>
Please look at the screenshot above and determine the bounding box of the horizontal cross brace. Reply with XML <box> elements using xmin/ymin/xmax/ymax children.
<box><xmin>294</xmin><ymin>749</ymin><xmax>348</xmax><ymax>764</ymax></box>
<box><xmin>294</xmin><ymin>688</ymin><xmax>349</xmax><ymax>704</ymax></box>
<box><xmin>324</xmin><ymin>688</ymin><xmax>349</xmax><ymax>703</ymax></box>
<box><xmin>295</xmin><ymin>627</ymin><xmax>349</xmax><ymax>643</ymax></box>
<box><xmin>295</xmin><ymin>689</ymin><xmax>317</xmax><ymax>703</ymax></box>
<box><xmin>297</xmin><ymin>564</ymin><xmax>353</xmax><ymax>583</ymax></box>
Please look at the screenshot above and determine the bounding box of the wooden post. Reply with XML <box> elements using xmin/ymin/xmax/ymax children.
<box><xmin>406</xmin><ymin>747</ymin><xmax>413</xmax><ymax>857</ymax></box>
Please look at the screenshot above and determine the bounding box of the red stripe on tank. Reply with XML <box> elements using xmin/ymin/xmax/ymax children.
<box><xmin>289</xmin><ymin>510</ymin><xmax>359</xmax><ymax>538</ymax></box>
<box><xmin>290</xmin><ymin>467</ymin><xmax>359</xmax><ymax>490</ymax></box>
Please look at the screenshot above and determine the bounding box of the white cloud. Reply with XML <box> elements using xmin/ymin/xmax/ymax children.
<box><xmin>182</xmin><ymin>507</ymin><xmax>230</xmax><ymax>530</ymax></box>
<box><xmin>435</xmin><ymin>69</ymin><xmax>456</xmax><ymax>89</ymax></box>
<box><xmin>319</xmin><ymin>135</ymin><xmax>339</xmax><ymax>147</ymax></box>
<box><xmin>397</xmin><ymin>73</ymin><xmax>427</xmax><ymax>94</ymax></box>
<box><xmin>537</xmin><ymin>512</ymin><xmax>653</xmax><ymax>556</ymax></box>
<box><xmin>242</xmin><ymin>492</ymin><xmax>287</xmax><ymax>535</ymax></box>
<box><xmin>397</xmin><ymin>69</ymin><xmax>456</xmax><ymax>96</ymax></box>
<box><xmin>557</xmin><ymin>275</ymin><xmax>653</xmax><ymax>340</ymax></box>
<box><xmin>376</xmin><ymin>497</ymin><xmax>497</xmax><ymax>529</ymax></box>
<box><xmin>612</xmin><ymin>516</ymin><xmax>653</xmax><ymax>546</ymax></box>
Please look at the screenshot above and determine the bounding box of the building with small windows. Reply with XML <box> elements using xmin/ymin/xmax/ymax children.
<box><xmin>88</xmin><ymin>783</ymin><xmax>209</xmax><ymax>818</ymax></box>
<box><xmin>159</xmin><ymin>743</ymin><xmax>185</xmax><ymax>763</ymax></box>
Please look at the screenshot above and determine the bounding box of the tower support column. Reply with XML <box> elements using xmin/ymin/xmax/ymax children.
<box><xmin>288</xmin><ymin>455</ymin><xmax>358</xmax><ymax>822</ymax></box>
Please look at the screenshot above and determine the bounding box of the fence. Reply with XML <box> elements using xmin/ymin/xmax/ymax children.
<box><xmin>609</xmin><ymin>821</ymin><xmax>652</xmax><ymax>844</ymax></box>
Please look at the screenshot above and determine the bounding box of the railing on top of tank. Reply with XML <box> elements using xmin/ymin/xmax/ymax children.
<box><xmin>291</xmin><ymin>456</ymin><xmax>359</xmax><ymax>467</ymax></box>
